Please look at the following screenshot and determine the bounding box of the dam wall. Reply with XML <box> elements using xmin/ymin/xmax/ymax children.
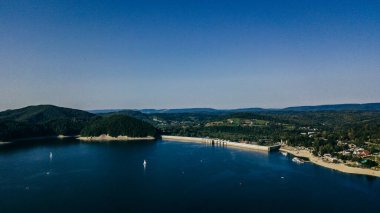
<box><xmin>161</xmin><ymin>135</ymin><xmax>281</xmax><ymax>152</ymax></box>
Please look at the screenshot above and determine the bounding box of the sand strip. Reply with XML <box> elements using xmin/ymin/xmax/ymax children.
<box><xmin>78</xmin><ymin>134</ymin><xmax>155</xmax><ymax>141</ymax></box>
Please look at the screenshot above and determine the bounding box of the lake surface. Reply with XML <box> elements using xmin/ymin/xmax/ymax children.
<box><xmin>0</xmin><ymin>139</ymin><xmax>379</xmax><ymax>213</ymax></box>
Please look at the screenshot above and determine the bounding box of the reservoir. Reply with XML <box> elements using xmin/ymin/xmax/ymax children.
<box><xmin>0</xmin><ymin>138</ymin><xmax>379</xmax><ymax>213</ymax></box>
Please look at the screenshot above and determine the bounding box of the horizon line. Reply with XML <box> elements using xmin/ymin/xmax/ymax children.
<box><xmin>86</xmin><ymin>102</ymin><xmax>380</xmax><ymax>112</ymax></box>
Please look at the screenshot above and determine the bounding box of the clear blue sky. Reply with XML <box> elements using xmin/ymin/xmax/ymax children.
<box><xmin>1</xmin><ymin>0</ymin><xmax>379</xmax><ymax>110</ymax></box>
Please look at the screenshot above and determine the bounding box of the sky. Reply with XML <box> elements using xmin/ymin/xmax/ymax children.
<box><xmin>0</xmin><ymin>0</ymin><xmax>379</xmax><ymax>110</ymax></box>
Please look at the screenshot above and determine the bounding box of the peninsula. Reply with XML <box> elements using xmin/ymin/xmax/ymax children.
<box><xmin>79</xmin><ymin>114</ymin><xmax>159</xmax><ymax>140</ymax></box>
<box><xmin>0</xmin><ymin>105</ymin><xmax>159</xmax><ymax>143</ymax></box>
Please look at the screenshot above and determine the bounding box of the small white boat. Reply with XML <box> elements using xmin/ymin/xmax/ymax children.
<box><xmin>281</xmin><ymin>152</ymin><xmax>288</xmax><ymax>157</ymax></box>
<box><xmin>49</xmin><ymin>152</ymin><xmax>53</xmax><ymax>160</ymax></box>
<box><xmin>292</xmin><ymin>157</ymin><xmax>304</xmax><ymax>164</ymax></box>
<box><xmin>143</xmin><ymin>160</ymin><xmax>147</xmax><ymax>167</ymax></box>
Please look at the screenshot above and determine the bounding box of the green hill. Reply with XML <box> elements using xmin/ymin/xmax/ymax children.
<box><xmin>0</xmin><ymin>105</ymin><xmax>94</xmax><ymax>123</ymax></box>
<box><xmin>0</xmin><ymin>120</ymin><xmax>52</xmax><ymax>141</ymax></box>
<box><xmin>81</xmin><ymin>114</ymin><xmax>159</xmax><ymax>138</ymax></box>
<box><xmin>0</xmin><ymin>105</ymin><xmax>95</xmax><ymax>141</ymax></box>
<box><xmin>101</xmin><ymin>110</ymin><xmax>154</xmax><ymax>124</ymax></box>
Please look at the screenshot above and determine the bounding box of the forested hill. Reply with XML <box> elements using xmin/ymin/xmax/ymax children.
<box><xmin>101</xmin><ymin>110</ymin><xmax>152</xmax><ymax>123</ymax></box>
<box><xmin>80</xmin><ymin>115</ymin><xmax>159</xmax><ymax>138</ymax></box>
<box><xmin>0</xmin><ymin>105</ymin><xmax>96</xmax><ymax>141</ymax></box>
<box><xmin>0</xmin><ymin>105</ymin><xmax>94</xmax><ymax>123</ymax></box>
<box><xmin>0</xmin><ymin>105</ymin><xmax>161</xmax><ymax>142</ymax></box>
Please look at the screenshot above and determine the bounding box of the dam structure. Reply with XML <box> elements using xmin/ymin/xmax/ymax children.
<box><xmin>161</xmin><ymin>135</ymin><xmax>281</xmax><ymax>152</ymax></box>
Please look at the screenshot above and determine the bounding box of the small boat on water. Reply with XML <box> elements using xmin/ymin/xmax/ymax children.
<box><xmin>292</xmin><ymin>157</ymin><xmax>304</xmax><ymax>164</ymax></box>
<box><xmin>143</xmin><ymin>160</ymin><xmax>147</xmax><ymax>167</ymax></box>
<box><xmin>49</xmin><ymin>152</ymin><xmax>53</xmax><ymax>160</ymax></box>
<box><xmin>281</xmin><ymin>152</ymin><xmax>288</xmax><ymax>157</ymax></box>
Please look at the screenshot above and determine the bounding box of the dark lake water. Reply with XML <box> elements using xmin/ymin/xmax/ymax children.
<box><xmin>0</xmin><ymin>139</ymin><xmax>379</xmax><ymax>213</ymax></box>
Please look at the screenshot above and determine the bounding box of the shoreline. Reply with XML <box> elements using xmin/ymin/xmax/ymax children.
<box><xmin>0</xmin><ymin>135</ymin><xmax>78</xmax><ymax>144</ymax></box>
<box><xmin>1</xmin><ymin>134</ymin><xmax>155</xmax><ymax>144</ymax></box>
<box><xmin>78</xmin><ymin>134</ymin><xmax>155</xmax><ymax>141</ymax></box>
<box><xmin>3</xmin><ymin>134</ymin><xmax>379</xmax><ymax>177</ymax></box>
<box><xmin>280</xmin><ymin>145</ymin><xmax>380</xmax><ymax>178</ymax></box>
<box><xmin>161</xmin><ymin>135</ymin><xmax>280</xmax><ymax>152</ymax></box>
<box><xmin>162</xmin><ymin>136</ymin><xmax>380</xmax><ymax>178</ymax></box>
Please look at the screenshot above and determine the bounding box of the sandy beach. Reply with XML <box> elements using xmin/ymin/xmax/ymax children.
<box><xmin>280</xmin><ymin>145</ymin><xmax>380</xmax><ymax>178</ymax></box>
<box><xmin>78</xmin><ymin>134</ymin><xmax>155</xmax><ymax>141</ymax></box>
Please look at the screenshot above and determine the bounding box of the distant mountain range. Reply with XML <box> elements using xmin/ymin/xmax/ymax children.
<box><xmin>89</xmin><ymin>103</ymin><xmax>380</xmax><ymax>114</ymax></box>
<box><xmin>282</xmin><ymin>103</ymin><xmax>380</xmax><ymax>111</ymax></box>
